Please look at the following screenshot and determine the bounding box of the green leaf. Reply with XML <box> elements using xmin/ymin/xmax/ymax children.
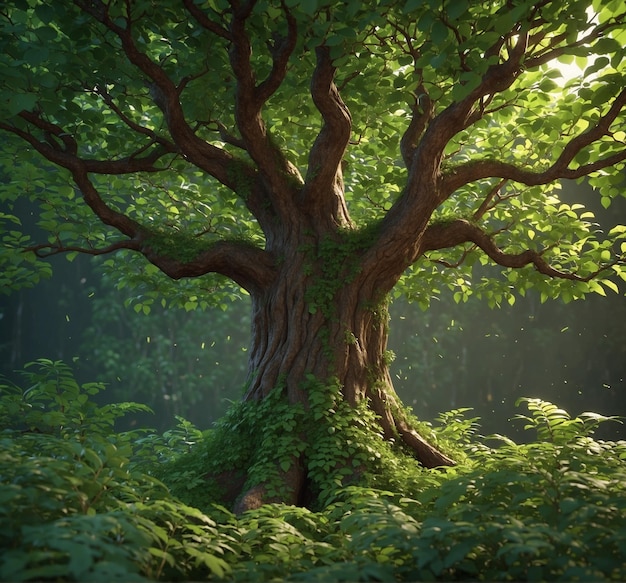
<box><xmin>300</xmin><ymin>0</ymin><xmax>318</xmax><ymax>16</ymax></box>
<box><xmin>7</xmin><ymin>93</ymin><xmax>37</xmax><ymax>115</ymax></box>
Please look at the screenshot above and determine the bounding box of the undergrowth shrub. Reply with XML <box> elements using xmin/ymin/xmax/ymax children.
<box><xmin>158</xmin><ymin>376</ymin><xmax>468</xmax><ymax>511</ymax></box>
<box><xmin>1</xmin><ymin>360</ymin><xmax>625</xmax><ymax>581</ymax></box>
<box><xmin>0</xmin><ymin>359</ymin><xmax>235</xmax><ymax>582</ymax></box>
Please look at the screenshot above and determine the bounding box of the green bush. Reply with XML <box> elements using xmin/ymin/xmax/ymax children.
<box><xmin>1</xmin><ymin>360</ymin><xmax>625</xmax><ymax>581</ymax></box>
<box><xmin>0</xmin><ymin>359</ymin><xmax>234</xmax><ymax>582</ymax></box>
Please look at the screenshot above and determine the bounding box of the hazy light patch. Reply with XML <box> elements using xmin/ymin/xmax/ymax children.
<box><xmin>553</xmin><ymin>60</ymin><xmax>587</xmax><ymax>83</ymax></box>
<box><xmin>548</xmin><ymin>6</ymin><xmax>601</xmax><ymax>85</ymax></box>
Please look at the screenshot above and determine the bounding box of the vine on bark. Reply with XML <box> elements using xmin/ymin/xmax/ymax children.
<box><xmin>161</xmin><ymin>376</ymin><xmax>455</xmax><ymax>512</ymax></box>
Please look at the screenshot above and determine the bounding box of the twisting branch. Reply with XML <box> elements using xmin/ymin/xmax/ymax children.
<box><xmin>257</xmin><ymin>1</ymin><xmax>298</xmax><ymax>104</ymax></box>
<box><xmin>302</xmin><ymin>45</ymin><xmax>352</xmax><ymax>218</ymax></box>
<box><xmin>2</xmin><ymin>3</ymin><xmax>280</xmax><ymax>295</ymax></box>
<box><xmin>229</xmin><ymin>0</ymin><xmax>296</xmax><ymax>106</ymax></box>
<box><xmin>73</xmin><ymin>0</ymin><xmax>284</xmax><ymax>235</ymax></box>
<box><xmin>140</xmin><ymin>239</ymin><xmax>277</xmax><ymax>295</ymax></box>
<box><xmin>420</xmin><ymin>219</ymin><xmax>622</xmax><ymax>281</ymax></box>
<box><xmin>26</xmin><ymin>234</ymin><xmax>276</xmax><ymax>296</ymax></box>
<box><xmin>2</xmin><ymin>113</ymin><xmax>173</xmax><ymax>175</ymax></box>
<box><xmin>441</xmin><ymin>88</ymin><xmax>626</xmax><ymax>194</ymax></box>
<box><xmin>374</xmin><ymin>25</ymin><xmax>531</xmax><ymax>265</ymax></box>
<box><xmin>73</xmin><ymin>0</ymin><xmax>238</xmax><ymax>191</ymax></box>
<box><xmin>387</xmin><ymin>20</ymin><xmax>435</xmax><ymax>170</ymax></box>
<box><xmin>181</xmin><ymin>0</ymin><xmax>231</xmax><ymax>40</ymax></box>
<box><xmin>17</xmin><ymin>111</ymin><xmax>78</xmax><ymax>155</ymax></box>
<box><xmin>69</xmin><ymin>166</ymin><xmax>143</xmax><ymax>239</ymax></box>
<box><xmin>228</xmin><ymin>0</ymin><xmax>302</xmax><ymax>212</ymax></box>
<box><xmin>15</xmin><ymin>142</ymin><xmax>277</xmax><ymax>294</ymax></box>
<box><xmin>415</xmin><ymin>29</ymin><xmax>529</xmax><ymax>169</ymax></box>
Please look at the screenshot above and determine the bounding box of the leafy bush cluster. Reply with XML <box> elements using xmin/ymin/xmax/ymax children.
<box><xmin>2</xmin><ymin>360</ymin><xmax>626</xmax><ymax>581</ymax></box>
<box><xmin>159</xmin><ymin>374</ymin><xmax>468</xmax><ymax>510</ymax></box>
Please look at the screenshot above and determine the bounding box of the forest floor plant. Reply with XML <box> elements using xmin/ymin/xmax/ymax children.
<box><xmin>1</xmin><ymin>359</ymin><xmax>625</xmax><ymax>581</ymax></box>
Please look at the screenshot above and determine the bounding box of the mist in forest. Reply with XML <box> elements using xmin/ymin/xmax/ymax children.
<box><xmin>2</xmin><ymin>257</ymin><xmax>624</xmax><ymax>441</ymax></box>
<box><xmin>1</xmin><ymin>180</ymin><xmax>624</xmax><ymax>439</ymax></box>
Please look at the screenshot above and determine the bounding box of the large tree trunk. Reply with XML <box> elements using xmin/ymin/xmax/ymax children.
<box><xmin>216</xmin><ymin>238</ymin><xmax>455</xmax><ymax>512</ymax></box>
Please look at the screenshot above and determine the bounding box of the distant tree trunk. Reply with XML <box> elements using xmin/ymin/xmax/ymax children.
<box><xmin>227</xmin><ymin>239</ymin><xmax>455</xmax><ymax>511</ymax></box>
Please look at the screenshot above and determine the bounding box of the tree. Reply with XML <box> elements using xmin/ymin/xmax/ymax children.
<box><xmin>1</xmin><ymin>0</ymin><xmax>625</xmax><ymax>509</ymax></box>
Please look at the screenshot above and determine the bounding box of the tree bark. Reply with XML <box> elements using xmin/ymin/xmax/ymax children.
<box><xmin>222</xmin><ymin>238</ymin><xmax>455</xmax><ymax>512</ymax></box>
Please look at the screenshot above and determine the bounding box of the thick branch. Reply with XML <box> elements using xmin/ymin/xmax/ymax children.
<box><xmin>420</xmin><ymin>219</ymin><xmax>619</xmax><ymax>281</ymax></box>
<box><xmin>4</xmin><ymin>98</ymin><xmax>280</xmax><ymax>285</ymax></box>
<box><xmin>365</xmin><ymin>29</ymin><xmax>531</xmax><ymax>284</ymax></box>
<box><xmin>140</xmin><ymin>239</ymin><xmax>277</xmax><ymax>295</ymax></box>
<box><xmin>21</xmin><ymin>157</ymin><xmax>276</xmax><ymax>294</ymax></box>
<box><xmin>74</xmin><ymin>0</ymin><xmax>238</xmax><ymax>191</ymax></box>
<box><xmin>27</xmin><ymin>234</ymin><xmax>276</xmax><ymax>296</ymax></box>
<box><xmin>412</xmin><ymin>30</ymin><xmax>529</xmax><ymax>176</ymax></box>
<box><xmin>228</xmin><ymin>2</ymin><xmax>302</xmax><ymax>213</ymax></box>
<box><xmin>301</xmin><ymin>46</ymin><xmax>352</xmax><ymax>220</ymax></box>
<box><xmin>72</xmin><ymin>166</ymin><xmax>143</xmax><ymax>239</ymax></box>
<box><xmin>441</xmin><ymin>87</ymin><xmax>626</xmax><ymax>193</ymax></box>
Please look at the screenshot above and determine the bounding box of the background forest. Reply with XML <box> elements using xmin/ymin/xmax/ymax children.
<box><xmin>2</xmin><ymin>177</ymin><xmax>625</xmax><ymax>438</ymax></box>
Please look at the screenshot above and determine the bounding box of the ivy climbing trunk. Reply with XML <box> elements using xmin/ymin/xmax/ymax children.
<box><xmin>225</xmin><ymin>237</ymin><xmax>455</xmax><ymax>512</ymax></box>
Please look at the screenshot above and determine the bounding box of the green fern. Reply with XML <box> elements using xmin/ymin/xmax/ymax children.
<box><xmin>514</xmin><ymin>397</ymin><xmax>622</xmax><ymax>444</ymax></box>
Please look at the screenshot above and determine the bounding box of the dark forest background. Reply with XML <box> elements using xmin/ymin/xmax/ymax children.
<box><xmin>1</xmin><ymin>179</ymin><xmax>625</xmax><ymax>440</ymax></box>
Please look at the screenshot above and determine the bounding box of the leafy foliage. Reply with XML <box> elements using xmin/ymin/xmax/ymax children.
<box><xmin>0</xmin><ymin>360</ymin><xmax>233</xmax><ymax>582</ymax></box>
<box><xmin>81</xmin><ymin>270</ymin><xmax>251</xmax><ymax>429</ymax></box>
<box><xmin>0</xmin><ymin>0</ymin><xmax>625</xmax><ymax>309</ymax></box>
<box><xmin>157</xmin><ymin>375</ymin><xmax>459</xmax><ymax>510</ymax></box>
<box><xmin>2</xmin><ymin>0</ymin><xmax>626</xmax><ymax>574</ymax></box>
<box><xmin>2</xmin><ymin>359</ymin><xmax>625</xmax><ymax>581</ymax></box>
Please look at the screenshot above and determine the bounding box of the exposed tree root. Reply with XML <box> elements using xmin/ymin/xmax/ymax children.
<box><xmin>395</xmin><ymin>418</ymin><xmax>456</xmax><ymax>468</ymax></box>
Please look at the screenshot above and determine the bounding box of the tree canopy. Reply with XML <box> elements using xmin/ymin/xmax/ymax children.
<box><xmin>1</xmin><ymin>0</ymin><xmax>625</xmax><ymax>307</ymax></box>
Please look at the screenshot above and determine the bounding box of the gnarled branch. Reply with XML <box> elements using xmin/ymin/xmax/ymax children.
<box><xmin>140</xmin><ymin>239</ymin><xmax>277</xmax><ymax>295</ymax></box>
<box><xmin>301</xmin><ymin>45</ymin><xmax>352</xmax><ymax>223</ymax></box>
<box><xmin>2</xmin><ymin>113</ymin><xmax>173</xmax><ymax>176</ymax></box>
<box><xmin>440</xmin><ymin>87</ymin><xmax>626</xmax><ymax>194</ymax></box>
<box><xmin>74</xmin><ymin>0</ymin><xmax>240</xmax><ymax>191</ymax></box>
<box><xmin>26</xmin><ymin>235</ymin><xmax>276</xmax><ymax>296</ymax></box>
<box><xmin>228</xmin><ymin>0</ymin><xmax>302</xmax><ymax>214</ymax></box>
<box><xmin>420</xmin><ymin>218</ymin><xmax>621</xmax><ymax>281</ymax></box>
<box><xmin>413</xmin><ymin>30</ymin><xmax>528</xmax><ymax>172</ymax></box>
<box><xmin>368</xmin><ymin>27</ymin><xmax>531</xmax><ymax>282</ymax></box>
<box><xmin>257</xmin><ymin>1</ymin><xmax>298</xmax><ymax>104</ymax></box>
